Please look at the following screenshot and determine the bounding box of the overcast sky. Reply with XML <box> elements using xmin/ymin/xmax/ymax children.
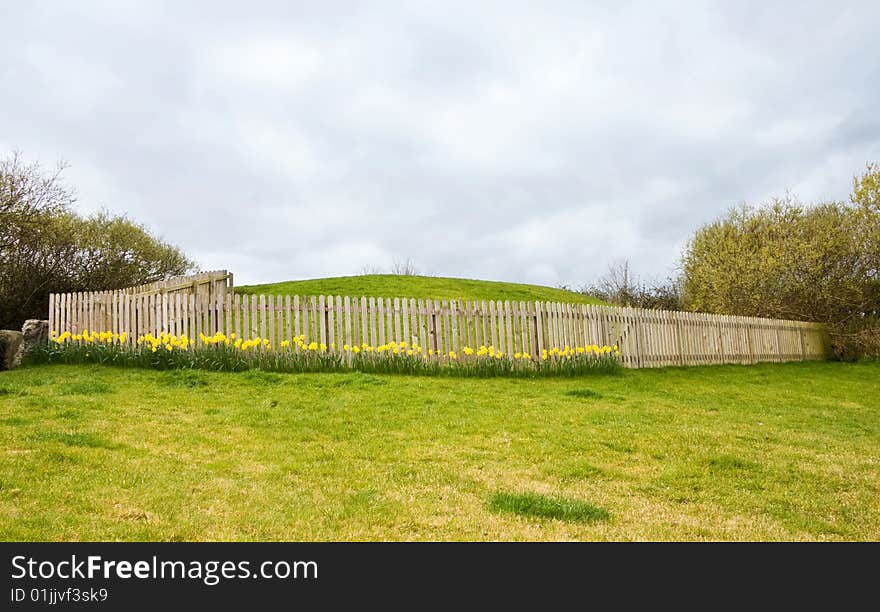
<box><xmin>3</xmin><ymin>1</ymin><xmax>879</xmax><ymax>287</ymax></box>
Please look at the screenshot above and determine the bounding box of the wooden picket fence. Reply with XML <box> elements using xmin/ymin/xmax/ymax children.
<box><xmin>120</xmin><ymin>269</ymin><xmax>233</xmax><ymax>299</ymax></box>
<box><xmin>48</xmin><ymin>276</ymin><xmax>828</xmax><ymax>368</ymax></box>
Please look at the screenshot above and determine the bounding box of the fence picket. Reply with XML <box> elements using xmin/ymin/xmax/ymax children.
<box><xmin>487</xmin><ymin>300</ymin><xmax>497</xmax><ymax>350</ymax></box>
<box><xmin>401</xmin><ymin>298</ymin><xmax>410</xmax><ymax>349</ymax></box>
<box><xmin>265</xmin><ymin>294</ymin><xmax>274</xmax><ymax>347</ymax></box>
<box><xmin>291</xmin><ymin>295</ymin><xmax>300</xmax><ymax>347</ymax></box>
<box><xmin>334</xmin><ymin>296</ymin><xmax>343</xmax><ymax>352</ymax></box>
<box><xmin>393</xmin><ymin>298</ymin><xmax>402</xmax><ymax>347</ymax></box>
<box><xmin>415</xmin><ymin>299</ymin><xmax>426</xmax><ymax>353</ymax></box>
<box><xmin>365</xmin><ymin>297</ymin><xmax>375</xmax><ymax>347</ymax></box>
<box><xmin>434</xmin><ymin>300</ymin><xmax>444</xmax><ymax>355</ymax></box>
<box><xmin>240</xmin><ymin>295</ymin><xmax>249</xmax><ymax>342</ymax></box>
<box><xmin>344</xmin><ymin>296</ymin><xmax>352</xmax><ymax>355</ymax></box>
<box><xmin>316</xmin><ymin>295</ymin><xmax>325</xmax><ymax>348</ymax></box>
<box><xmin>359</xmin><ymin>297</ymin><xmax>368</xmax><ymax>348</ymax></box>
<box><xmin>450</xmin><ymin>300</ymin><xmax>460</xmax><ymax>354</ymax></box>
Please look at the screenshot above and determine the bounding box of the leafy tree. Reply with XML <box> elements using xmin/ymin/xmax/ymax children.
<box><xmin>682</xmin><ymin>164</ymin><xmax>880</xmax><ymax>358</ymax></box>
<box><xmin>0</xmin><ymin>153</ymin><xmax>71</xmax><ymax>251</ymax></box>
<box><xmin>0</xmin><ymin>153</ymin><xmax>195</xmax><ymax>329</ymax></box>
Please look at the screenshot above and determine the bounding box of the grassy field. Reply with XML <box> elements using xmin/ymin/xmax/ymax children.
<box><xmin>238</xmin><ymin>274</ymin><xmax>608</xmax><ymax>305</ymax></box>
<box><xmin>0</xmin><ymin>361</ymin><xmax>877</xmax><ymax>541</ymax></box>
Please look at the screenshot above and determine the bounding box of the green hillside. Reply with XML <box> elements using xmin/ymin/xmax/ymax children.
<box><xmin>237</xmin><ymin>274</ymin><xmax>607</xmax><ymax>305</ymax></box>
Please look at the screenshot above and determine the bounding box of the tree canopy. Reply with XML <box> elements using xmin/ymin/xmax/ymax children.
<box><xmin>0</xmin><ymin>153</ymin><xmax>194</xmax><ymax>330</ymax></box>
<box><xmin>682</xmin><ymin>164</ymin><xmax>880</xmax><ymax>358</ymax></box>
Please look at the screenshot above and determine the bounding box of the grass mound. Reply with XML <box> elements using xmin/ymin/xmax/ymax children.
<box><xmin>238</xmin><ymin>274</ymin><xmax>607</xmax><ymax>305</ymax></box>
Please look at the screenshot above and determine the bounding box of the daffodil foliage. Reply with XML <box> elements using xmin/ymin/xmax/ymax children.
<box><xmin>39</xmin><ymin>330</ymin><xmax>620</xmax><ymax>377</ymax></box>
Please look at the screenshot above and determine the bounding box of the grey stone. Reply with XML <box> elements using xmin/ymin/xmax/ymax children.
<box><xmin>0</xmin><ymin>330</ymin><xmax>24</xmax><ymax>371</ymax></box>
<box><xmin>21</xmin><ymin>319</ymin><xmax>49</xmax><ymax>359</ymax></box>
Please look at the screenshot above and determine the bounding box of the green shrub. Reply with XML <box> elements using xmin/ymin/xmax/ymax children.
<box><xmin>682</xmin><ymin>163</ymin><xmax>880</xmax><ymax>358</ymax></box>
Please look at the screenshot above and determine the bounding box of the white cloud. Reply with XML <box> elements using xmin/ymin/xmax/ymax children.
<box><xmin>201</xmin><ymin>36</ymin><xmax>324</xmax><ymax>92</ymax></box>
<box><xmin>1</xmin><ymin>0</ymin><xmax>879</xmax><ymax>286</ymax></box>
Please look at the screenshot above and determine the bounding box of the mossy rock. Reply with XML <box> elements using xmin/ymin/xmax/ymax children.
<box><xmin>0</xmin><ymin>330</ymin><xmax>23</xmax><ymax>371</ymax></box>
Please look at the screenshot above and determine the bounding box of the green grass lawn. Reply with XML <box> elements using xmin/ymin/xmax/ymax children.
<box><xmin>238</xmin><ymin>274</ymin><xmax>608</xmax><ymax>305</ymax></box>
<box><xmin>1</xmin><ymin>361</ymin><xmax>877</xmax><ymax>541</ymax></box>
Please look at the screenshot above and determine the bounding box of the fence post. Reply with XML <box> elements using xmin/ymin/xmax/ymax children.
<box><xmin>429</xmin><ymin>301</ymin><xmax>438</xmax><ymax>354</ymax></box>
